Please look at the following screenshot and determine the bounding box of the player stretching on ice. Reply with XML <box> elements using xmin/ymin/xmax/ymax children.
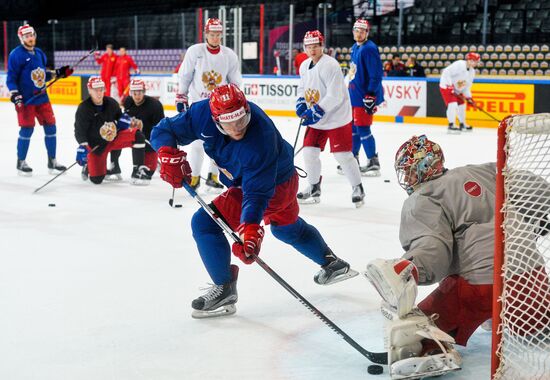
<box><xmin>344</xmin><ymin>18</ymin><xmax>384</xmax><ymax>177</ymax></box>
<box><xmin>175</xmin><ymin>17</ymin><xmax>242</xmax><ymax>191</ymax></box>
<box><xmin>152</xmin><ymin>84</ymin><xmax>358</xmax><ymax>318</ymax></box>
<box><xmin>295</xmin><ymin>30</ymin><xmax>364</xmax><ymax>207</ymax></box>
<box><xmin>7</xmin><ymin>24</ymin><xmax>72</xmax><ymax>176</ymax></box>
<box><xmin>74</xmin><ymin>77</ymin><xmax>150</xmax><ymax>185</ymax></box>
<box><xmin>364</xmin><ymin>135</ymin><xmax>550</xmax><ymax>379</ymax></box>
<box><xmin>439</xmin><ymin>52</ymin><xmax>480</xmax><ymax>133</ymax></box>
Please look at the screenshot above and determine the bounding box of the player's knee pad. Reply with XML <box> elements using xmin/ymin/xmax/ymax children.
<box><xmin>89</xmin><ymin>175</ymin><xmax>105</xmax><ymax>184</ymax></box>
<box><xmin>302</xmin><ymin>146</ymin><xmax>320</xmax><ymax>162</ymax></box>
<box><xmin>333</xmin><ymin>151</ymin><xmax>355</xmax><ymax>166</ymax></box>
<box><xmin>43</xmin><ymin>124</ymin><xmax>56</xmax><ymax>136</ymax></box>
<box><xmin>356</xmin><ymin>125</ymin><xmax>372</xmax><ymax>139</ymax></box>
<box><xmin>191</xmin><ymin>207</ymin><xmax>221</xmax><ymax>237</ymax></box>
<box><xmin>19</xmin><ymin>127</ymin><xmax>34</xmax><ymax>139</ymax></box>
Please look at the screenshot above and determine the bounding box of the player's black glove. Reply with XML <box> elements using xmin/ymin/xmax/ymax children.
<box><xmin>10</xmin><ymin>91</ymin><xmax>23</xmax><ymax>108</ymax></box>
<box><xmin>55</xmin><ymin>65</ymin><xmax>74</xmax><ymax>79</ymax></box>
<box><xmin>363</xmin><ymin>92</ymin><xmax>377</xmax><ymax>115</ymax></box>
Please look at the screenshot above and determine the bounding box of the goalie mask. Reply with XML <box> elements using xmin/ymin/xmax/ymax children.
<box><xmin>395</xmin><ymin>135</ymin><xmax>445</xmax><ymax>194</ymax></box>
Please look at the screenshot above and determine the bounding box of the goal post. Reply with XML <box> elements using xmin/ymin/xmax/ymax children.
<box><xmin>493</xmin><ymin>114</ymin><xmax>550</xmax><ymax>380</ymax></box>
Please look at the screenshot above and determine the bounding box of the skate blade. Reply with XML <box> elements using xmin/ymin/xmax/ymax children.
<box><xmin>191</xmin><ymin>304</ymin><xmax>236</xmax><ymax>319</ymax></box>
<box><xmin>130</xmin><ymin>179</ymin><xmax>151</xmax><ymax>186</ymax></box>
<box><xmin>353</xmin><ymin>200</ymin><xmax>365</xmax><ymax>208</ymax></box>
<box><xmin>48</xmin><ymin>168</ymin><xmax>66</xmax><ymax>175</ymax></box>
<box><xmin>321</xmin><ymin>268</ymin><xmax>359</xmax><ymax>285</ymax></box>
<box><xmin>361</xmin><ymin>170</ymin><xmax>380</xmax><ymax>177</ymax></box>
<box><xmin>298</xmin><ymin>197</ymin><xmax>320</xmax><ymax>205</ymax></box>
<box><xmin>447</xmin><ymin>130</ymin><xmax>461</xmax><ymax>135</ymax></box>
<box><xmin>104</xmin><ymin>174</ymin><xmax>123</xmax><ymax>182</ymax></box>
<box><xmin>17</xmin><ymin>171</ymin><xmax>32</xmax><ymax>177</ymax></box>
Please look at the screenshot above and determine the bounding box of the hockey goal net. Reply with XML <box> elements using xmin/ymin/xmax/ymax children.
<box><xmin>493</xmin><ymin>114</ymin><xmax>550</xmax><ymax>379</ymax></box>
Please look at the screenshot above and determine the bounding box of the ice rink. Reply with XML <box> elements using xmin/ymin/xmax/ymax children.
<box><xmin>0</xmin><ymin>101</ymin><xmax>497</xmax><ymax>380</ymax></box>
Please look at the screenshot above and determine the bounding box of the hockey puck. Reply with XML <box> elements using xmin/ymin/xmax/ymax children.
<box><xmin>384</xmin><ymin>179</ymin><xmax>390</xmax><ymax>183</ymax></box>
<box><xmin>174</xmin><ymin>204</ymin><xmax>183</xmax><ymax>208</ymax></box>
<box><xmin>367</xmin><ymin>364</ymin><xmax>383</xmax><ymax>375</ymax></box>
<box><xmin>48</xmin><ymin>203</ymin><xmax>56</xmax><ymax>207</ymax></box>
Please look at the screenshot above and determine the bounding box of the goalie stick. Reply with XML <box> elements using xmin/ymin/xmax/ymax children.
<box><xmin>181</xmin><ymin>180</ymin><xmax>388</xmax><ymax>365</ymax></box>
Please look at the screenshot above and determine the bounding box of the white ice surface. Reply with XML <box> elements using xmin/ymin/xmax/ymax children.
<box><xmin>0</xmin><ymin>102</ymin><xmax>495</xmax><ymax>380</ymax></box>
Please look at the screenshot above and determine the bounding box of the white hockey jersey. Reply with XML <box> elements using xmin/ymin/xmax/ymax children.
<box><xmin>297</xmin><ymin>54</ymin><xmax>352</xmax><ymax>130</ymax></box>
<box><xmin>439</xmin><ymin>60</ymin><xmax>475</xmax><ymax>98</ymax></box>
<box><xmin>177</xmin><ymin>43</ymin><xmax>242</xmax><ymax>103</ymax></box>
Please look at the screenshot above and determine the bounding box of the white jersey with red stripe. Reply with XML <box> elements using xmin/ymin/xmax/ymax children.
<box><xmin>439</xmin><ymin>60</ymin><xmax>475</xmax><ymax>98</ymax></box>
<box><xmin>177</xmin><ymin>43</ymin><xmax>242</xmax><ymax>103</ymax></box>
<box><xmin>297</xmin><ymin>54</ymin><xmax>352</xmax><ymax>131</ymax></box>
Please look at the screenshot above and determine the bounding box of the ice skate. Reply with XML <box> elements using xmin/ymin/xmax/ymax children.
<box><xmin>47</xmin><ymin>157</ymin><xmax>67</xmax><ymax>175</ymax></box>
<box><xmin>205</xmin><ymin>172</ymin><xmax>224</xmax><ymax>191</ymax></box>
<box><xmin>447</xmin><ymin>123</ymin><xmax>461</xmax><ymax>134</ymax></box>
<box><xmin>361</xmin><ymin>155</ymin><xmax>380</xmax><ymax>177</ymax></box>
<box><xmin>189</xmin><ymin>176</ymin><xmax>201</xmax><ymax>191</ymax></box>
<box><xmin>104</xmin><ymin>160</ymin><xmax>122</xmax><ymax>181</ymax></box>
<box><xmin>314</xmin><ymin>250</ymin><xmax>358</xmax><ymax>285</ymax></box>
<box><xmin>81</xmin><ymin>165</ymin><xmax>89</xmax><ymax>181</ymax></box>
<box><xmin>130</xmin><ymin>165</ymin><xmax>152</xmax><ymax>186</ymax></box>
<box><xmin>192</xmin><ymin>265</ymin><xmax>239</xmax><ymax>319</ymax></box>
<box><xmin>352</xmin><ymin>183</ymin><xmax>365</xmax><ymax>208</ymax></box>
<box><xmin>16</xmin><ymin>159</ymin><xmax>32</xmax><ymax>176</ymax></box>
<box><xmin>459</xmin><ymin>122</ymin><xmax>473</xmax><ymax>132</ymax></box>
<box><xmin>297</xmin><ymin>181</ymin><xmax>321</xmax><ymax>204</ymax></box>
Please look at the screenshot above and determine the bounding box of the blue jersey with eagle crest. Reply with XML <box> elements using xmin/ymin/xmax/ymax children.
<box><xmin>7</xmin><ymin>45</ymin><xmax>53</xmax><ymax>105</ymax></box>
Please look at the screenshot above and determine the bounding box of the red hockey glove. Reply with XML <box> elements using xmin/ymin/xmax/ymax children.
<box><xmin>158</xmin><ymin>146</ymin><xmax>192</xmax><ymax>188</ymax></box>
<box><xmin>465</xmin><ymin>96</ymin><xmax>475</xmax><ymax>105</ymax></box>
<box><xmin>232</xmin><ymin>223</ymin><xmax>265</xmax><ymax>265</ymax></box>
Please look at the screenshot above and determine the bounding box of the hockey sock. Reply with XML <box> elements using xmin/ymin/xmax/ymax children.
<box><xmin>188</xmin><ymin>139</ymin><xmax>205</xmax><ymax>176</ymax></box>
<box><xmin>17</xmin><ymin>127</ymin><xmax>34</xmax><ymax>160</ymax></box>
<box><xmin>43</xmin><ymin>125</ymin><xmax>57</xmax><ymax>158</ymax></box>
<box><xmin>333</xmin><ymin>151</ymin><xmax>361</xmax><ymax>186</ymax></box>
<box><xmin>356</xmin><ymin>125</ymin><xmax>376</xmax><ymax>159</ymax></box>
<box><xmin>208</xmin><ymin>159</ymin><xmax>219</xmax><ymax>175</ymax></box>
<box><xmin>446</xmin><ymin>102</ymin><xmax>459</xmax><ymax>125</ymax></box>
<box><xmin>132</xmin><ymin>130</ymin><xmax>146</xmax><ymax>166</ymax></box>
<box><xmin>457</xmin><ymin>103</ymin><xmax>466</xmax><ymax>124</ymax></box>
<box><xmin>270</xmin><ymin>217</ymin><xmax>329</xmax><ymax>265</ymax></box>
<box><xmin>302</xmin><ymin>147</ymin><xmax>322</xmax><ymax>184</ymax></box>
<box><xmin>351</xmin><ymin>125</ymin><xmax>361</xmax><ymax>156</ymax></box>
<box><xmin>110</xmin><ymin>149</ymin><xmax>121</xmax><ymax>164</ymax></box>
<box><xmin>191</xmin><ymin>208</ymin><xmax>232</xmax><ymax>284</ymax></box>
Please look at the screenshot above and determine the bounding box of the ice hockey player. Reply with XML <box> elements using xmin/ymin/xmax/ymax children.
<box><xmin>94</xmin><ymin>44</ymin><xmax>117</xmax><ymax>96</ymax></box>
<box><xmin>152</xmin><ymin>84</ymin><xmax>358</xmax><ymax>318</ymax></box>
<box><xmin>114</xmin><ymin>47</ymin><xmax>139</xmax><ymax>102</ymax></box>
<box><xmin>295</xmin><ymin>30</ymin><xmax>364</xmax><ymax>207</ymax></box>
<box><xmin>439</xmin><ymin>52</ymin><xmax>480</xmax><ymax>133</ymax></box>
<box><xmin>345</xmin><ymin>18</ymin><xmax>384</xmax><ymax>176</ymax></box>
<box><xmin>105</xmin><ymin>79</ymin><xmax>165</xmax><ymax>181</ymax></box>
<box><xmin>74</xmin><ymin>77</ymin><xmax>150</xmax><ymax>185</ymax></box>
<box><xmin>7</xmin><ymin>24</ymin><xmax>71</xmax><ymax>176</ymax></box>
<box><xmin>175</xmin><ymin>17</ymin><xmax>242</xmax><ymax>191</ymax></box>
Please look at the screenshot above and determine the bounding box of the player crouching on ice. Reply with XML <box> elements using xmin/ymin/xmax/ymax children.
<box><xmin>364</xmin><ymin>135</ymin><xmax>503</xmax><ymax>379</ymax></box>
<box><xmin>74</xmin><ymin>77</ymin><xmax>151</xmax><ymax>185</ymax></box>
<box><xmin>151</xmin><ymin>84</ymin><xmax>358</xmax><ymax>318</ymax></box>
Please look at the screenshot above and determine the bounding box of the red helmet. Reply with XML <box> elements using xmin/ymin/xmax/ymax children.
<box><xmin>205</xmin><ymin>18</ymin><xmax>223</xmax><ymax>33</ymax></box>
<box><xmin>394</xmin><ymin>135</ymin><xmax>445</xmax><ymax>194</ymax></box>
<box><xmin>17</xmin><ymin>24</ymin><xmax>36</xmax><ymax>44</ymax></box>
<box><xmin>353</xmin><ymin>18</ymin><xmax>370</xmax><ymax>30</ymax></box>
<box><xmin>466</xmin><ymin>52</ymin><xmax>481</xmax><ymax>61</ymax></box>
<box><xmin>209</xmin><ymin>84</ymin><xmax>249</xmax><ymax>124</ymax></box>
<box><xmin>303</xmin><ymin>30</ymin><xmax>325</xmax><ymax>46</ymax></box>
<box><xmin>129</xmin><ymin>78</ymin><xmax>145</xmax><ymax>92</ymax></box>
<box><xmin>87</xmin><ymin>76</ymin><xmax>105</xmax><ymax>89</ymax></box>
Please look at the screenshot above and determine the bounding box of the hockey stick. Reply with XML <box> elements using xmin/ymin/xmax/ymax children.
<box><xmin>25</xmin><ymin>44</ymin><xmax>98</xmax><ymax>105</ymax></box>
<box><xmin>33</xmin><ymin>145</ymin><xmax>99</xmax><ymax>193</ymax></box>
<box><xmin>292</xmin><ymin>118</ymin><xmax>304</xmax><ymax>153</ymax></box>
<box><xmin>456</xmin><ymin>93</ymin><xmax>501</xmax><ymax>122</ymax></box>
<box><xmin>181</xmin><ymin>181</ymin><xmax>388</xmax><ymax>365</ymax></box>
<box><xmin>168</xmin><ymin>188</ymin><xmax>182</xmax><ymax>208</ymax></box>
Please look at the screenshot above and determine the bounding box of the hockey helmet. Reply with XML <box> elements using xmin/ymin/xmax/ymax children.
<box><xmin>205</xmin><ymin>18</ymin><xmax>223</xmax><ymax>33</ymax></box>
<box><xmin>87</xmin><ymin>76</ymin><xmax>105</xmax><ymax>89</ymax></box>
<box><xmin>303</xmin><ymin>30</ymin><xmax>325</xmax><ymax>46</ymax></box>
<box><xmin>18</xmin><ymin>24</ymin><xmax>36</xmax><ymax>44</ymax></box>
<box><xmin>129</xmin><ymin>78</ymin><xmax>146</xmax><ymax>92</ymax></box>
<box><xmin>353</xmin><ymin>18</ymin><xmax>370</xmax><ymax>31</ymax></box>
<box><xmin>209</xmin><ymin>84</ymin><xmax>250</xmax><ymax>135</ymax></box>
<box><xmin>394</xmin><ymin>135</ymin><xmax>445</xmax><ymax>194</ymax></box>
<box><xmin>466</xmin><ymin>52</ymin><xmax>481</xmax><ymax>62</ymax></box>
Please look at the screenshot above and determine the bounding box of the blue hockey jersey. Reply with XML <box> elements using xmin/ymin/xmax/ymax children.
<box><xmin>348</xmin><ymin>40</ymin><xmax>384</xmax><ymax>107</ymax></box>
<box><xmin>151</xmin><ymin>99</ymin><xmax>295</xmax><ymax>225</ymax></box>
<box><xmin>7</xmin><ymin>45</ymin><xmax>52</xmax><ymax>105</ymax></box>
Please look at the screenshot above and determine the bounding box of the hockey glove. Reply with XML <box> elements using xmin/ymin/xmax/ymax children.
<box><xmin>76</xmin><ymin>144</ymin><xmax>91</xmax><ymax>166</ymax></box>
<box><xmin>232</xmin><ymin>223</ymin><xmax>265</xmax><ymax>265</ymax></box>
<box><xmin>175</xmin><ymin>93</ymin><xmax>189</xmax><ymax>113</ymax></box>
<box><xmin>158</xmin><ymin>146</ymin><xmax>192</xmax><ymax>188</ymax></box>
<box><xmin>10</xmin><ymin>91</ymin><xmax>23</xmax><ymax>108</ymax></box>
<box><xmin>465</xmin><ymin>96</ymin><xmax>475</xmax><ymax>105</ymax></box>
<box><xmin>131</xmin><ymin>117</ymin><xmax>143</xmax><ymax>130</ymax></box>
<box><xmin>295</xmin><ymin>97</ymin><xmax>307</xmax><ymax>118</ymax></box>
<box><xmin>302</xmin><ymin>104</ymin><xmax>325</xmax><ymax>126</ymax></box>
<box><xmin>55</xmin><ymin>65</ymin><xmax>74</xmax><ymax>79</ymax></box>
<box><xmin>363</xmin><ymin>93</ymin><xmax>377</xmax><ymax>115</ymax></box>
<box><xmin>117</xmin><ymin>113</ymin><xmax>132</xmax><ymax>131</ymax></box>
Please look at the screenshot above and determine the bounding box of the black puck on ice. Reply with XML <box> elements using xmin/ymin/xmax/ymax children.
<box><xmin>384</xmin><ymin>179</ymin><xmax>390</xmax><ymax>183</ymax></box>
<box><xmin>367</xmin><ymin>364</ymin><xmax>383</xmax><ymax>375</ymax></box>
<box><xmin>174</xmin><ymin>204</ymin><xmax>183</xmax><ymax>208</ymax></box>
<box><xmin>48</xmin><ymin>203</ymin><xmax>56</xmax><ymax>207</ymax></box>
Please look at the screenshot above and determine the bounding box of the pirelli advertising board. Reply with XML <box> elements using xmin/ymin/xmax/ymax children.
<box><xmin>46</xmin><ymin>76</ymin><xmax>82</xmax><ymax>104</ymax></box>
<box><xmin>467</xmin><ymin>83</ymin><xmax>535</xmax><ymax>121</ymax></box>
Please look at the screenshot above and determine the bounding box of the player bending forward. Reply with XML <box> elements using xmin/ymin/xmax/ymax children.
<box><xmin>74</xmin><ymin>77</ymin><xmax>150</xmax><ymax>185</ymax></box>
<box><xmin>439</xmin><ymin>52</ymin><xmax>480</xmax><ymax>133</ymax></box>
<box><xmin>295</xmin><ymin>30</ymin><xmax>364</xmax><ymax>207</ymax></box>
<box><xmin>176</xmin><ymin>18</ymin><xmax>242</xmax><ymax>191</ymax></box>
<box><xmin>152</xmin><ymin>84</ymin><xmax>358</xmax><ymax>318</ymax></box>
<box><xmin>364</xmin><ymin>135</ymin><xmax>550</xmax><ymax>379</ymax></box>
